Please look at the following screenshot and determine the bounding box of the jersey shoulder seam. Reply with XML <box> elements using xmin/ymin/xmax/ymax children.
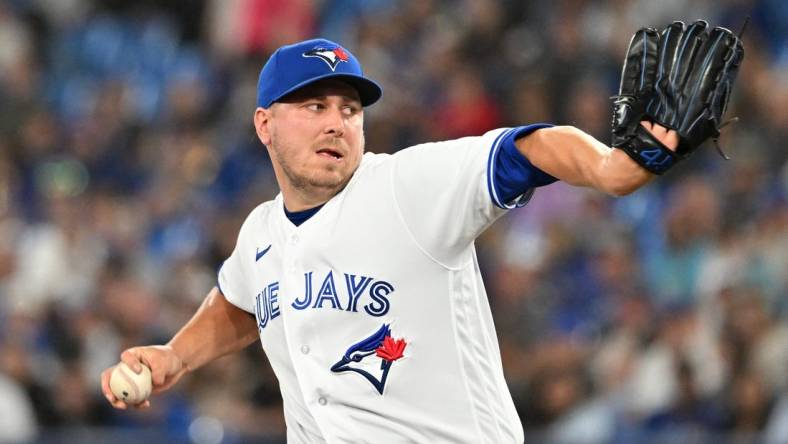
<box><xmin>388</xmin><ymin>154</ymin><xmax>466</xmax><ymax>272</ymax></box>
<box><xmin>240</xmin><ymin>198</ymin><xmax>277</xmax><ymax>236</ymax></box>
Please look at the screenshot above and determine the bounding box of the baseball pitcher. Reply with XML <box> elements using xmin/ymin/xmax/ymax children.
<box><xmin>101</xmin><ymin>21</ymin><xmax>743</xmax><ymax>443</ymax></box>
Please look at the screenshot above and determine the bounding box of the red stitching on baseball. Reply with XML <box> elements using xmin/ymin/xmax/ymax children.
<box><xmin>117</xmin><ymin>365</ymin><xmax>140</xmax><ymax>402</ymax></box>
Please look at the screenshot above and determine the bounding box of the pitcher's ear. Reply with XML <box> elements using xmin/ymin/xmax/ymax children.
<box><xmin>254</xmin><ymin>107</ymin><xmax>272</xmax><ymax>145</ymax></box>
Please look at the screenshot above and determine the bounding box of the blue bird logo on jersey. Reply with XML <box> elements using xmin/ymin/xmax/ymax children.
<box><xmin>302</xmin><ymin>45</ymin><xmax>350</xmax><ymax>71</ymax></box>
<box><xmin>330</xmin><ymin>324</ymin><xmax>407</xmax><ymax>394</ymax></box>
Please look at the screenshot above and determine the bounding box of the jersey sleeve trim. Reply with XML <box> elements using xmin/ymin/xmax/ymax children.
<box><xmin>216</xmin><ymin>262</ymin><xmax>253</xmax><ymax>313</ymax></box>
<box><xmin>216</xmin><ymin>277</ymin><xmax>225</xmax><ymax>296</ymax></box>
<box><xmin>216</xmin><ymin>260</ymin><xmax>227</xmax><ymax>295</ymax></box>
<box><xmin>486</xmin><ymin>124</ymin><xmax>556</xmax><ymax>209</ymax></box>
<box><xmin>486</xmin><ymin>129</ymin><xmax>512</xmax><ymax>209</ymax></box>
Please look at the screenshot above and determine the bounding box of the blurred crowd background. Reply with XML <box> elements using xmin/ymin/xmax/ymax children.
<box><xmin>0</xmin><ymin>0</ymin><xmax>786</xmax><ymax>443</ymax></box>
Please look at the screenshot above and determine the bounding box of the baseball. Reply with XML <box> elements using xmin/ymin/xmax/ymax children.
<box><xmin>109</xmin><ymin>362</ymin><xmax>152</xmax><ymax>405</ymax></box>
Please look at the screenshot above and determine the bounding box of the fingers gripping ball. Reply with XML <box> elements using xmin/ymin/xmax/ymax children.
<box><xmin>110</xmin><ymin>362</ymin><xmax>152</xmax><ymax>405</ymax></box>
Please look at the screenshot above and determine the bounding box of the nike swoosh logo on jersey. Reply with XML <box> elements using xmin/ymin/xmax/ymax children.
<box><xmin>255</xmin><ymin>244</ymin><xmax>272</xmax><ymax>262</ymax></box>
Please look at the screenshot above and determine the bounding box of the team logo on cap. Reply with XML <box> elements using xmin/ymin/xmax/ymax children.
<box><xmin>330</xmin><ymin>324</ymin><xmax>407</xmax><ymax>394</ymax></box>
<box><xmin>303</xmin><ymin>45</ymin><xmax>350</xmax><ymax>71</ymax></box>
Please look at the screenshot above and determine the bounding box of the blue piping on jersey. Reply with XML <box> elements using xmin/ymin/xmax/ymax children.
<box><xmin>216</xmin><ymin>262</ymin><xmax>226</xmax><ymax>295</ymax></box>
<box><xmin>486</xmin><ymin>124</ymin><xmax>555</xmax><ymax>209</ymax></box>
<box><xmin>486</xmin><ymin>129</ymin><xmax>511</xmax><ymax>209</ymax></box>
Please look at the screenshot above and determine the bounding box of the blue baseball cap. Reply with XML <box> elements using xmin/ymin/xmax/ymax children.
<box><xmin>256</xmin><ymin>38</ymin><xmax>382</xmax><ymax>108</ymax></box>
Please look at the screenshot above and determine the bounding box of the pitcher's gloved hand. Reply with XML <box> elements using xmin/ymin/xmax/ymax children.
<box><xmin>611</xmin><ymin>20</ymin><xmax>744</xmax><ymax>174</ymax></box>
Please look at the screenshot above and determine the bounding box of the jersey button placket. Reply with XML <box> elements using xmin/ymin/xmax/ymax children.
<box><xmin>287</xmin><ymin>235</ymin><xmax>327</xmax><ymax>417</ymax></box>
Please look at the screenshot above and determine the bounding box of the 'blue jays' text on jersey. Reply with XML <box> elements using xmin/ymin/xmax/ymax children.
<box><xmin>219</xmin><ymin>128</ymin><xmax>533</xmax><ymax>444</ymax></box>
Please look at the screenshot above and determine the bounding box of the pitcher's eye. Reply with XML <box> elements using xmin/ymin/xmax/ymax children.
<box><xmin>342</xmin><ymin>105</ymin><xmax>360</xmax><ymax>116</ymax></box>
<box><xmin>306</xmin><ymin>103</ymin><xmax>325</xmax><ymax>111</ymax></box>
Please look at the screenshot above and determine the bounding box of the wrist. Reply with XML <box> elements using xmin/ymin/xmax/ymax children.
<box><xmin>165</xmin><ymin>341</ymin><xmax>193</xmax><ymax>373</ymax></box>
<box><xmin>614</xmin><ymin>124</ymin><xmax>680</xmax><ymax>175</ymax></box>
<box><xmin>602</xmin><ymin>149</ymin><xmax>653</xmax><ymax>196</ymax></box>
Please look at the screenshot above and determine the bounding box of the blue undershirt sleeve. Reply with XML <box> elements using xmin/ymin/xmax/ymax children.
<box><xmin>490</xmin><ymin>124</ymin><xmax>558</xmax><ymax>208</ymax></box>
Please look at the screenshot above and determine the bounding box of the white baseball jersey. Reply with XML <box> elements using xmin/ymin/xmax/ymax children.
<box><xmin>218</xmin><ymin>127</ymin><xmax>534</xmax><ymax>443</ymax></box>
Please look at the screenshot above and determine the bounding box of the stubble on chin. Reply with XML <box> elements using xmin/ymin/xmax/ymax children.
<box><xmin>270</xmin><ymin>130</ymin><xmax>363</xmax><ymax>194</ymax></box>
<box><xmin>273</xmin><ymin>147</ymin><xmax>348</xmax><ymax>192</ymax></box>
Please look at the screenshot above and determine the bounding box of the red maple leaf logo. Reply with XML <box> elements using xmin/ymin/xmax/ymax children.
<box><xmin>376</xmin><ymin>336</ymin><xmax>406</xmax><ymax>362</ymax></box>
<box><xmin>333</xmin><ymin>47</ymin><xmax>349</xmax><ymax>62</ymax></box>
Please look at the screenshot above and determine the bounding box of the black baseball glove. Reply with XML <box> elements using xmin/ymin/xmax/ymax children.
<box><xmin>611</xmin><ymin>20</ymin><xmax>745</xmax><ymax>175</ymax></box>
